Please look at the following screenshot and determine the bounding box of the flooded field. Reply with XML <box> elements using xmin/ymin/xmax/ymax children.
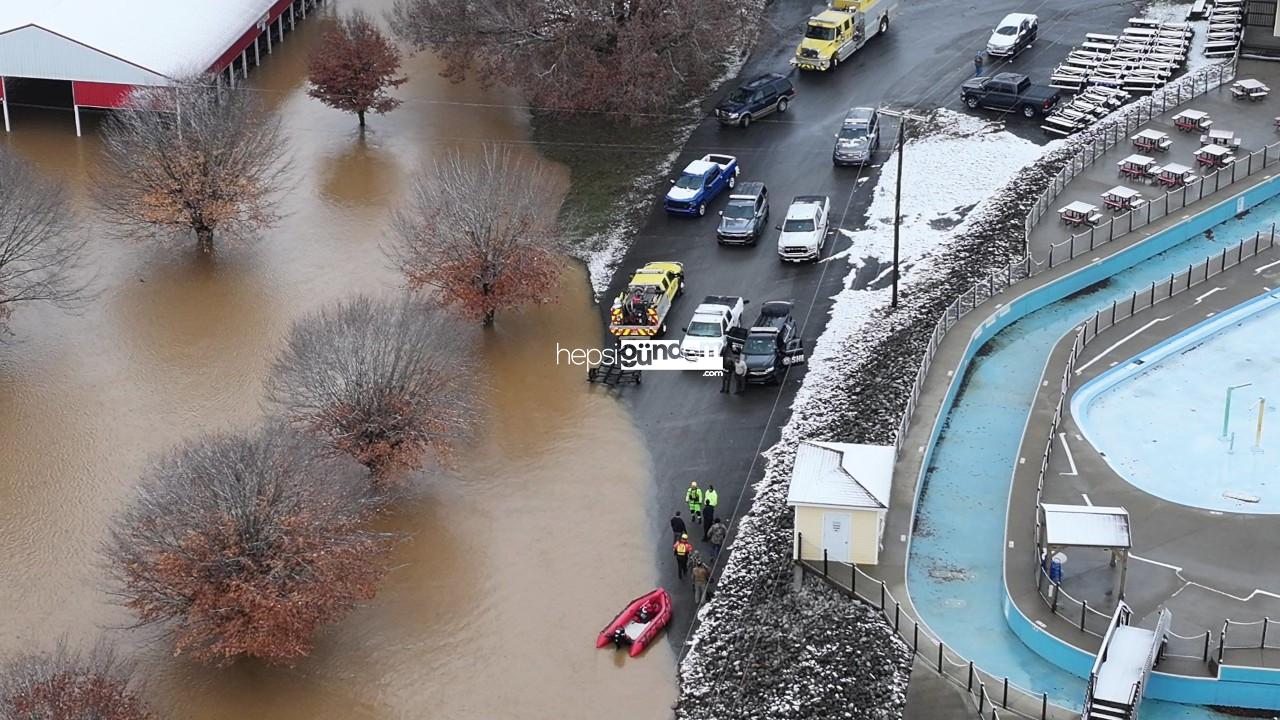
<box><xmin>0</xmin><ymin>2</ymin><xmax>674</xmax><ymax>717</ymax></box>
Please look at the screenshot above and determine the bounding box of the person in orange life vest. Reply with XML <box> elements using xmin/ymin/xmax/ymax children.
<box><xmin>674</xmin><ymin>533</ymin><xmax>694</xmax><ymax>578</ymax></box>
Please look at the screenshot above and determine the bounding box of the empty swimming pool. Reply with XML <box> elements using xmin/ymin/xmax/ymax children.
<box><xmin>1074</xmin><ymin>290</ymin><xmax>1280</xmax><ymax>514</ymax></box>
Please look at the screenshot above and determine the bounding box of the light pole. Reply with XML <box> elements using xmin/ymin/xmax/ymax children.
<box><xmin>876</xmin><ymin>108</ymin><xmax>928</xmax><ymax>309</ymax></box>
<box><xmin>1222</xmin><ymin>383</ymin><xmax>1252</xmax><ymax>439</ymax></box>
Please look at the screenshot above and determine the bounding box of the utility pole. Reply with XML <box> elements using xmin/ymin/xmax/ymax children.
<box><xmin>877</xmin><ymin>108</ymin><xmax>928</xmax><ymax>309</ymax></box>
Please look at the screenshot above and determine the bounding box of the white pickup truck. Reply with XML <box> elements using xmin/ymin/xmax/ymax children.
<box><xmin>680</xmin><ymin>295</ymin><xmax>747</xmax><ymax>359</ymax></box>
<box><xmin>777</xmin><ymin>195</ymin><xmax>830</xmax><ymax>262</ymax></box>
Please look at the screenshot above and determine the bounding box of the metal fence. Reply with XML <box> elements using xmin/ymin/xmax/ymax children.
<box><xmin>893</xmin><ymin>62</ymin><xmax>1245</xmax><ymax>461</ymax></box>
<box><xmin>795</xmin><ymin>535</ymin><xmax>1076</xmax><ymax>720</ymax></box>
<box><xmin>1025</xmin><ymin>63</ymin><xmax>1237</xmax><ymax>240</ymax></box>
<box><xmin>1028</xmin><ymin>226</ymin><xmax>1280</xmax><ymax>666</ymax></box>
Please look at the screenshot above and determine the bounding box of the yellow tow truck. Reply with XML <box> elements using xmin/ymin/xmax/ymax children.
<box><xmin>791</xmin><ymin>0</ymin><xmax>897</xmax><ymax>72</ymax></box>
<box><xmin>609</xmin><ymin>262</ymin><xmax>685</xmax><ymax>337</ymax></box>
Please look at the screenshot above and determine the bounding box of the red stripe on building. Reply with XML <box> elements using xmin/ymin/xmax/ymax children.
<box><xmin>0</xmin><ymin>77</ymin><xmax>5</xmax><ymax>101</ymax></box>
<box><xmin>72</xmin><ymin>81</ymin><xmax>137</xmax><ymax>109</ymax></box>
<box><xmin>209</xmin><ymin>0</ymin><xmax>296</xmax><ymax>73</ymax></box>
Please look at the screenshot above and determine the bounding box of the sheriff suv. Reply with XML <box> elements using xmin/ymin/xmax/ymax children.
<box><xmin>715</xmin><ymin>74</ymin><xmax>796</xmax><ymax>128</ymax></box>
<box><xmin>742</xmin><ymin>300</ymin><xmax>805</xmax><ymax>384</ymax></box>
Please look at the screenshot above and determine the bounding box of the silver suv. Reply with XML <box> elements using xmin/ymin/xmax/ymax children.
<box><xmin>832</xmin><ymin>107</ymin><xmax>880</xmax><ymax>166</ymax></box>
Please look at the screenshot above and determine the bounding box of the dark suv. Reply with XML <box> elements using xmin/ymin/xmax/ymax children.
<box><xmin>741</xmin><ymin>300</ymin><xmax>805</xmax><ymax>384</ymax></box>
<box><xmin>716</xmin><ymin>181</ymin><xmax>769</xmax><ymax>245</ymax></box>
<box><xmin>832</xmin><ymin>107</ymin><xmax>880</xmax><ymax>166</ymax></box>
<box><xmin>715</xmin><ymin>73</ymin><xmax>797</xmax><ymax>128</ymax></box>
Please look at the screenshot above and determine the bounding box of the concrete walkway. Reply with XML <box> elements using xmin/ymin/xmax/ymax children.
<box><xmin>1027</xmin><ymin>59</ymin><xmax>1280</xmax><ymax>265</ymax></box>
<box><xmin>1011</xmin><ymin>234</ymin><xmax>1280</xmax><ymax>673</ymax></box>
<box><xmin>872</xmin><ymin>58</ymin><xmax>1280</xmax><ymax>719</ymax></box>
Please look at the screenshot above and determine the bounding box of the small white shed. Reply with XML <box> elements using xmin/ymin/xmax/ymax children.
<box><xmin>787</xmin><ymin>440</ymin><xmax>894</xmax><ymax>565</ymax></box>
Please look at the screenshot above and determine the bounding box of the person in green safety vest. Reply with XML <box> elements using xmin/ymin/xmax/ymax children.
<box><xmin>685</xmin><ymin>481</ymin><xmax>704</xmax><ymax>521</ymax></box>
<box><xmin>701</xmin><ymin>485</ymin><xmax>719</xmax><ymax>541</ymax></box>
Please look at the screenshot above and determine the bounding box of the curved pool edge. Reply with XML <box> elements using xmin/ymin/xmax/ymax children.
<box><xmin>1070</xmin><ymin>289</ymin><xmax>1280</xmax><ymax>514</ymax></box>
<box><xmin>901</xmin><ymin>174</ymin><xmax>1280</xmax><ymax>712</ymax></box>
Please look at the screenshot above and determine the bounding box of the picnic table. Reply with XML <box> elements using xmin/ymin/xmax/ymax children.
<box><xmin>1203</xmin><ymin>128</ymin><xmax>1241</xmax><ymax>148</ymax></box>
<box><xmin>1173</xmin><ymin>109</ymin><xmax>1212</xmax><ymax>132</ymax></box>
<box><xmin>1118</xmin><ymin>154</ymin><xmax>1156</xmax><ymax>180</ymax></box>
<box><xmin>1232</xmin><ymin>78</ymin><xmax>1270</xmax><ymax>101</ymax></box>
<box><xmin>1058</xmin><ymin>201</ymin><xmax>1102</xmax><ymax>227</ymax></box>
<box><xmin>1101</xmin><ymin>186</ymin><xmax>1145</xmax><ymax>211</ymax></box>
<box><xmin>1131</xmin><ymin>129</ymin><xmax>1172</xmax><ymax>153</ymax></box>
<box><xmin>1156</xmin><ymin>163</ymin><xmax>1197</xmax><ymax>187</ymax></box>
<box><xmin>1195</xmin><ymin>144</ymin><xmax>1234</xmax><ymax>168</ymax></box>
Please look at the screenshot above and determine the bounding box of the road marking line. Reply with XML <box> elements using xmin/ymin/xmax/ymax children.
<box><xmin>1080</xmin><ymin>493</ymin><xmax>1091</xmax><ymax>505</ymax></box>
<box><xmin>1255</xmin><ymin>259</ymin><xmax>1280</xmax><ymax>274</ymax></box>
<box><xmin>1130</xmin><ymin>553</ymin><xmax>1182</xmax><ymax>571</ymax></box>
<box><xmin>1075</xmin><ymin>316</ymin><xmax>1170</xmax><ymax>375</ymax></box>
<box><xmin>1194</xmin><ymin>287</ymin><xmax>1224</xmax><ymax>304</ymax></box>
<box><xmin>1059</xmin><ymin>433</ymin><xmax>1078</xmax><ymax>476</ymax></box>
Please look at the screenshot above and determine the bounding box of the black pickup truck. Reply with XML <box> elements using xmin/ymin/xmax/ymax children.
<box><xmin>960</xmin><ymin>72</ymin><xmax>1060</xmax><ymax>119</ymax></box>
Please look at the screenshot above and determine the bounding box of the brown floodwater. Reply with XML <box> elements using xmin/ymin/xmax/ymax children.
<box><xmin>0</xmin><ymin>2</ymin><xmax>674</xmax><ymax>717</ymax></box>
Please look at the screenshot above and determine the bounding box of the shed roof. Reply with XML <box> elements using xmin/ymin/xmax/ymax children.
<box><xmin>0</xmin><ymin>1</ymin><xmax>278</xmax><ymax>84</ymax></box>
<box><xmin>786</xmin><ymin>441</ymin><xmax>894</xmax><ymax>510</ymax></box>
<box><xmin>1042</xmin><ymin>504</ymin><xmax>1132</xmax><ymax>549</ymax></box>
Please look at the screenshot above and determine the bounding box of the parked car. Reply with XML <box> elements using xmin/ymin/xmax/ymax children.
<box><xmin>960</xmin><ymin>72</ymin><xmax>1059</xmax><ymax>119</ymax></box>
<box><xmin>741</xmin><ymin>300</ymin><xmax>805</xmax><ymax>384</ymax></box>
<box><xmin>664</xmin><ymin>154</ymin><xmax>739</xmax><ymax>217</ymax></box>
<box><xmin>716</xmin><ymin>182</ymin><xmax>769</xmax><ymax>245</ymax></box>
<box><xmin>715</xmin><ymin>74</ymin><xmax>796</xmax><ymax>128</ymax></box>
<box><xmin>681</xmin><ymin>296</ymin><xmax>748</xmax><ymax>359</ymax></box>
<box><xmin>832</xmin><ymin>107</ymin><xmax>880</xmax><ymax>166</ymax></box>
<box><xmin>986</xmin><ymin>13</ymin><xmax>1038</xmax><ymax>58</ymax></box>
<box><xmin>776</xmin><ymin>195</ymin><xmax>830</xmax><ymax>262</ymax></box>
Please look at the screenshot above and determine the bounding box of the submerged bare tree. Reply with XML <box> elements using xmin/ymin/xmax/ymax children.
<box><xmin>105</xmin><ymin>429</ymin><xmax>392</xmax><ymax>666</ymax></box>
<box><xmin>0</xmin><ymin>641</ymin><xmax>153</xmax><ymax>720</ymax></box>
<box><xmin>265</xmin><ymin>295</ymin><xmax>477</xmax><ymax>484</ymax></box>
<box><xmin>0</xmin><ymin>148</ymin><xmax>87</xmax><ymax>328</ymax></box>
<box><xmin>95</xmin><ymin>79</ymin><xmax>289</xmax><ymax>253</ymax></box>
<box><xmin>389</xmin><ymin>146</ymin><xmax>566</xmax><ymax>326</ymax></box>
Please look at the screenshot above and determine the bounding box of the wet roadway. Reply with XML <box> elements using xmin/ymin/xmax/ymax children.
<box><xmin>597</xmin><ymin>0</ymin><xmax>1142</xmax><ymax>649</ymax></box>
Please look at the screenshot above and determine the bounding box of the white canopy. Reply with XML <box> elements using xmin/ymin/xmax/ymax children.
<box><xmin>1042</xmin><ymin>504</ymin><xmax>1132</xmax><ymax>549</ymax></box>
<box><xmin>787</xmin><ymin>441</ymin><xmax>894</xmax><ymax>511</ymax></box>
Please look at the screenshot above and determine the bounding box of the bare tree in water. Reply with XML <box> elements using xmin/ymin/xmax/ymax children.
<box><xmin>105</xmin><ymin>429</ymin><xmax>392</xmax><ymax>666</ymax></box>
<box><xmin>0</xmin><ymin>641</ymin><xmax>153</xmax><ymax>720</ymax></box>
<box><xmin>265</xmin><ymin>295</ymin><xmax>477</xmax><ymax>484</ymax></box>
<box><xmin>389</xmin><ymin>146</ymin><xmax>565</xmax><ymax>326</ymax></box>
<box><xmin>389</xmin><ymin>0</ymin><xmax>751</xmax><ymax>118</ymax></box>
<box><xmin>96</xmin><ymin>79</ymin><xmax>289</xmax><ymax>253</ymax></box>
<box><xmin>0</xmin><ymin>148</ymin><xmax>88</xmax><ymax>329</ymax></box>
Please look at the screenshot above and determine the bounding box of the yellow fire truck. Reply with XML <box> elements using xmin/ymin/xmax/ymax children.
<box><xmin>790</xmin><ymin>0</ymin><xmax>897</xmax><ymax>72</ymax></box>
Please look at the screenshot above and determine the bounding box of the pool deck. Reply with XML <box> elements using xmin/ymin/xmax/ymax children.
<box><xmin>1026</xmin><ymin>61</ymin><xmax>1280</xmax><ymax>266</ymax></box>
<box><xmin>863</xmin><ymin>58</ymin><xmax>1280</xmax><ymax>717</ymax></box>
<box><xmin>1010</xmin><ymin>231</ymin><xmax>1280</xmax><ymax>673</ymax></box>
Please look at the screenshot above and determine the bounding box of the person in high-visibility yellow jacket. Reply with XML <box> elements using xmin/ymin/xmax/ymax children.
<box><xmin>685</xmin><ymin>481</ymin><xmax>704</xmax><ymax>520</ymax></box>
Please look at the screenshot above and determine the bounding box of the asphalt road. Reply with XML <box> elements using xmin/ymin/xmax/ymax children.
<box><xmin>597</xmin><ymin>0</ymin><xmax>1141</xmax><ymax>650</ymax></box>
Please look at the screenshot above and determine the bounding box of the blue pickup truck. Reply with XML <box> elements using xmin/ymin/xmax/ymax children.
<box><xmin>664</xmin><ymin>153</ymin><xmax>739</xmax><ymax>217</ymax></box>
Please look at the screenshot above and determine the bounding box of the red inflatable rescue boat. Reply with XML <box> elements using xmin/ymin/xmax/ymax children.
<box><xmin>596</xmin><ymin>587</ymin><xmax>672</xmax><ymax>657</ymax></box>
